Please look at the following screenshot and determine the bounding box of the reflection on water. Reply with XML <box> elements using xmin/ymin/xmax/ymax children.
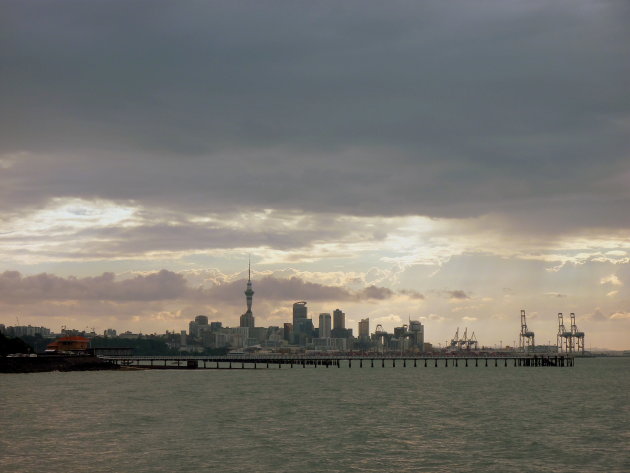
<box><xmin>1</xmin><ymin>358</ymin><xmax>629</xmax><ymax>473</ymax></box>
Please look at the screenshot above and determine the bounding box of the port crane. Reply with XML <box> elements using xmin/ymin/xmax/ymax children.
<box><xmin>448</xmin><ymin>327</ymin><xmax>479</xmax><ymax>351</ymax></box>
<box><xmin>557</xmin><ymin>313</ymin><xmax>573</xmax><ymax>353</ymax></box>
<box><xmin>519</xmin><ymin>310</ymin><xmax>535</xmax><ymax>353</ymax></box>
<box><xmin>570</xmin><ymin>313</ymin><xmax>585</xmax><ymax>355</ymax></box>
<box><xmin>449</xmin><ymin>327</ymin><xmax>460</xmax><ymax>350</ymax></box>
<box><xmin>458</xmin><ymin>328</ymin><xmax>468</xmax><ymax>351</ymax></box>
<box><xmin>466</xmin><ymin>331</ymin><xmax>479</xmax><ymax>350</ymax></box>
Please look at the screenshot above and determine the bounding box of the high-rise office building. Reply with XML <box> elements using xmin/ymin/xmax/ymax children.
<box><xmin>195</xmin><ymin>315</ymin><xmax>209</xmax><ymax>325</ymax></box>
<box><xmin>293</xmin><ymin>301</ymin><xmax>307</xmax><ymax>325</ymax></box>
<box><xmin>358</xmin><ymin>318</ymin><xmax>370</xmax><ymax>340</ymax></box>
<box><xmin>283</xmin><ymin>323</ymin><xmax>293</xmax><ymax>342</ymax></box>
<box><xmin>318</xmin><ymin>313</ymin><xmax>331</xmax><ymax>338</ymax></box>
<box><xmin>189</xmin><ymin>314</ymin><xmax>210</xmax><ymax>339</ymax></box>
<box><xmin>408</xmin><ymin>320</ymin><xmax>424</xmax><ymax>351</ymax></box>
<box><xmin>239</xmin><ymin>259</ymin><xmax>255</xmax><ymax>329</ymax></box>
<box><xmin>332</xmin><ymin>308</ymin><xmax>349</xmax><ymax>338</ymax></box>
<box><xmin>333</xmin><ymin>309</ymin><xmax>345</xmax><ymax>330</ymax></box>
<box><xmin>292</xmin><ymin>301</ymin><xmax>312</xmax><ymax>345</ymax></box>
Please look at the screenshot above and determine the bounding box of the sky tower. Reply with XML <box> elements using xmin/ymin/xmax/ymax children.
<box><xmin>239</xmin><ymin>258</ymin><xmax>255</xmax><ymax>329</ymax></box>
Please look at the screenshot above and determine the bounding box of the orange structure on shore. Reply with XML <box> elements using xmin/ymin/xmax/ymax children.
<box><xmin>46</xmin><ymin>336</ymin><xmax>90</xmax><ymax>353</ymax></box>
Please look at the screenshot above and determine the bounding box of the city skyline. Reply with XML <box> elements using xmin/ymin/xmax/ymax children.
<box><xmin>0</xmin><ymin>255</ymin><xmax>623</xmax><ymax>349</ymax></box>
<box><xmin>1</xmin><ymin>1</ymin><xmax>629</xmax><ymax>349</ymax></box>
<box><xmin>0</xmin><ymin>265</ymin><xmax>599</xmax><ymax>352</ymax></box>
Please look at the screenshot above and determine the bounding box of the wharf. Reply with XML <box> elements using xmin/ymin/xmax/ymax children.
<box><xmin>100</xmin><ymin>354</ymin><xmax>574</xmax><ymax>369</ymax></box>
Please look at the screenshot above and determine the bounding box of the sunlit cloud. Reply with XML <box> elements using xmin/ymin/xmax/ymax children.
<box><xmin>372</xmin><ymin>315</ymin><xmax>404</xmax><ymax>326</ymax></box>
<box><xmin>544</xmin><ymin>292</ymin><xmax>567</xmax><ymax>298</ymax></box>
<box><xmin>601</xmin><ymin>274</ymin><xmax>623</xmax><ymax>286</ymax></box>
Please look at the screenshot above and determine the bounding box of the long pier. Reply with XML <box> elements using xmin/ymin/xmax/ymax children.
<box><xmin>101</xmin><ymin>354</ymin><xmax>574</xmax><ymax>369</ymax></box>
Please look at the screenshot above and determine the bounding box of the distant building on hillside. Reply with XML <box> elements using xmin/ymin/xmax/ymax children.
<box><xmin>5</xmin><ymin>325</ymin><xmax>52</xmax><ymax>338</ymax></box>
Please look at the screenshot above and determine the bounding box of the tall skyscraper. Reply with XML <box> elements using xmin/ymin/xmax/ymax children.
<box><xmin>283</xmin><ymin>323</ymin><xmax>293</xmax><ymax>342</ymax></box>
<box><xmin>239</xmin><ymin>259</ymin><xmax>255</xmax><ymax>329</ymax></box>
<box><xmin>359</xmin><ymin>318</ymin><xmax>370</xmax><ymax>340</ymax></box>
<box><xmin>408</xmin><ymin>320</ymin><xmax>424</xmax><ymax>351</ymax></box>
<box><xmin>331</xmin><ymin>308</ymin><xmax>349</xmax><ymax>339</ymax></box>
<box><xmin>318</xmin><ymin>313</ymin><xmax>331</xmax><ymax>338</ymax></box>
<box><xmin>333</xmin><ymin>308</ymin><xmax>345</xmax><ymax>330</ymax></box>
<box><xmin>292</xmin><ymin>301</ymin><xmax>307</xmax><ymax>326</ymax></box>
<box><xmin>292</xmin><ymin>301</ymin><xmax>311</xmax><ymax>345</ymax></box>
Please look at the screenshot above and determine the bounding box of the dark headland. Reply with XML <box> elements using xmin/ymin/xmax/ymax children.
<box><xmin>0</xmin><ymin>355</ymin><xmax>120</xmax><ymax>373</ymax></box>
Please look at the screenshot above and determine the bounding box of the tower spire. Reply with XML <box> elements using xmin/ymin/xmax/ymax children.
<box><xmin>240</xmin><ymin>257</ymin><xmax>255</xmax><ymax>329</ymax></box>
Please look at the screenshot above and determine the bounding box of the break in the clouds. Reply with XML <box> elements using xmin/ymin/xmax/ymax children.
<box><xmin>1</xmin><ymin>1</ymin><xmax>629</xmax><ymax>349</ymax></box>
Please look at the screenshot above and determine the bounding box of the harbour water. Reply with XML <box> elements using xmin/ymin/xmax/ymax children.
<box><xmin>1</xmin><ymin>357</ymin><xmax>629</xmax><ymax>472</ymax></box>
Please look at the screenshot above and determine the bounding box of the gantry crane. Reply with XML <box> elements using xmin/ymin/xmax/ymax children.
<box><xmin>458</xmin><ymin>328</ymin><xmax>468</xmax><ymax>351</ymax></box>
<box><xmin>466</xmin><ymin>331</ymin><xmax>479</xmax><ymax>350</ymax></box>
<box><xmin>519</xmin><ymin>310</ymin><xmax>535</xmax><ymax>353</ymax></box>
<box><xmin>449</xmin><ymin>327</ymin><xmax>459</xmax><ymax>350</ymax></box>
<box><xmin>448</xmin><ymin>327</ymin><xmax>479</xmax><ymax>351</ymax></box>
<box><xmin>557</xmin><ymin>313</ymin><xmax>573</xmax><ymax>353</ymax></box>
<box><xmin>570</xmin><ymin>313</ymin><xmax>585</xmax><ymax>355</ymax></box>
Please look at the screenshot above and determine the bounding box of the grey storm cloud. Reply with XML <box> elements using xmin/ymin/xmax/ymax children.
<box><xmin>71</xmin><ymin>220</ymin><xmax>360</xmax><ymax>255</ymax></box>
<box><xmin>360</xmin><ymin>285</ymin><xmax>394</xmax><ymax>300</ymax></box>
<box><xmin>445</xmin><ymin>290</ymin><xmax>470</xmax><ymax>300</ymax></box>
<box><xmin>1</xmin><ymin>0</ymin><xmax>629</xmax><ymax>231</ymax></box>
<box><xmin>399</xmin><ymin>289</ymin><xmax>425</xmax><ymax>300</ymax></box>
<box><xmin>200</xmin><ymin>276</ymin><xmax>404</xmax><ymax>304</ymax></box>
<box><xmin>0</xmin><ymin>270</ymin><xmax>188</xmax><ymax>302</ymax></box>
<box><xmin>0</xmin><ymin>270</ymin><xmax>403</xmax><ymax>304</ymax></box>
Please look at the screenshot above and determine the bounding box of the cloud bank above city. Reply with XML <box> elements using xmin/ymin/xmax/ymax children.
<box><xmin>1</xmin><ymin>1</ymin><xmax>629</xmax><ymax>348</ymax></box>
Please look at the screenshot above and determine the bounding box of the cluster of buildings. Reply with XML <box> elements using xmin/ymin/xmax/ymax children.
<box><xmin>0</xmin><ymin>324</ymin><xmax>52</xmax><ymax>338</ymax></box>
<box><xmin>181</xmin><ymin>265</ymin><xmax>425</xmax><ymax>353</ymax></box>
<box><xmin>182</xmin><ymin>304</ymin><xmax>425</xmax><ymax>353</ymax></box>
<box><xmin>1</xmin><ymin>265</ymin><xmax>427</xmax><ymax>354</ymax></box>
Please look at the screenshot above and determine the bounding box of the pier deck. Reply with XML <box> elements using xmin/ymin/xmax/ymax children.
<box><xmin>100</xmin><ymin>354</ymin><xmax>574</xmax><ymax>369</ymax></box>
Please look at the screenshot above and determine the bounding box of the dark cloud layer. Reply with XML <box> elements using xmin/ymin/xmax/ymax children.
<box><xmin>0</xmin><ymin>270</ymin><xmax>188</xmax><ymax>302</ymax></box>
<box><xmin>445</xmin><ymin>290</ymin><xmax>471</xmax><ymax>300</ymax></box>
<box><xmin>71</xmin><ymin>220</ymin><xmax>362</xmax><ymax>256</ymax></box>
<box><xmin>0</xmin><ymin>270</ymin><xmax>406</xmax><ymax>304</ymax></box>
<box><xmin>1</xmin><ymin>1</ymin><xmax>629</xmax><ymax>231</ymax></box>
<box><xmin>198</xmin><ymin>277</ymin><xmax>411</xmax><ymax>304</ymax></box>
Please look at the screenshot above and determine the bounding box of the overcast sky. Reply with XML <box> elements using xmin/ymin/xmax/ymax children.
<box><xmin>1</xmin><ymin>0</ymin><xmax>629</xmax><ymax>348</ymax></box>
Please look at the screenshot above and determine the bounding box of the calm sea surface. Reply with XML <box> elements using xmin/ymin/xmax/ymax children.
<box><xmin>1</xmin><ymin>357</ymin><xmax>629</xmax><ymax>473</ymax></box>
